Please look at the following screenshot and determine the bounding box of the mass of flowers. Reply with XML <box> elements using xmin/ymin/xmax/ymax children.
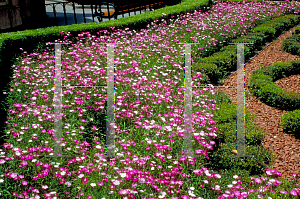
<box><xmin>0</xmin><ymin>0</ymin><xmax>300</xmax><ymax>198</ymax></box>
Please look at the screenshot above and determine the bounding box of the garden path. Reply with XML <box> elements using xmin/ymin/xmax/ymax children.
<box><xmin>214</xmin><ymin>24</ymin><xmax>300</xmax><ymax>183</ymax></box>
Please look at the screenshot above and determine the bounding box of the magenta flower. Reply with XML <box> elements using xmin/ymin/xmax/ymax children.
<box><xmin>290</xmin><ymin>189</ymin><xmax>298</xmax><ymax>196</ymax></box>
<box><xmin>280</xmin><ymin>190</ymin><xmax>287</xmax><ymax>194</ymax></box>
<box><xmin>98</xmin><ymin>182</ymin><xmax>104</xmax><ymax>186</ymax></box>
<box><xmin>82</xmin><ymin>177</ymin><xmax>89</xmax><ymax>185</ymax></box>
<box><xmin>181</xmin><ymin>195</ymin><xmax>190</xmax><ymax>199</ymax></box>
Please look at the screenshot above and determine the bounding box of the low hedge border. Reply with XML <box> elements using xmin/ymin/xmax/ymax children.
<box><xmin>248</xmin><ymin>59</ymin><xmax>300</xmax><ymax>138</ymax></box>
<box><xmin>193</xmin><ymin>14</ymin><xmax>300</xmax><ymax>84</ymax></box>
<box><xmin>249</xmin><ymin>60</ymin><xmax>300</xmax><ymax>111</ymax></box>
<box><xmin>282</xmin><ymin>27</ymin><xmax>300</xmax><ymax>54</ymax></box>
<box><xmin>195</xmin><ymin>89</ymin><xmax>274</xmax><ymax>176</ymax></box>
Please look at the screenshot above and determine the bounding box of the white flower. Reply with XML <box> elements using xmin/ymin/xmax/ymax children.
<box><xmin>0</xmin><ymin>179</ymin><xmax>4</xmax><ymax>183</ymax></box>
<box><xmin>139</xmin><ymin>178</ymin><xmax>145</xmax><ymax>183</ymax></box>
<box><xmin>65</xmin><ymin>181</ymin><xmax>72</xmax><ymax>187</ymax></box>
<box><xmin>90</xmin><ymin>183</ymin><xmax>96</xmax><ymax>187</ymax></box>
<box><xmin>120</xmin><ymin>173</ymin><xmax>126</xmax><ymax>178</ymax></box>
<box><xmin>78</xmin><ymin>174</ymin><xmax>84</xmax><ymax>178</ymax></box>
<box><xmin>112</xmin><ymin>180</ymin><xmax>120</xmax><ymax>185</ymax></box>
<box><xmin>214</xmin><ymin>174</ymin><xmax>221</xmax><ymax>178</ymax></box>
<box><xmin>227</xmin><ymin>184</ymin><xmax>233</xmax><ymax>188</ymax></box>
<box><xmin>232</xmin><ymin>181</ymin><xmax>237</xmax><ymax>184</ymax></box>
<box><xmin>42</xmin><ymin>185</ymin><xmax>48</xmax><ymax>189</ymax></box>
<box><xmin>233</xmin><ymin>175</ymin><xmax>239</xmax><ymax>179</ymax></box>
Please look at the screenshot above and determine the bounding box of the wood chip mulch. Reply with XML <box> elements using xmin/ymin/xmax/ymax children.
<box><xmin>213</xmin><ymin>25</ymin><xmax>300</xmax><ymax>183</ymax></box>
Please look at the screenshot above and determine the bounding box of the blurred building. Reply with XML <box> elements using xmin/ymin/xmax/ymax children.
<box><xmin>0</xmin><ymin>0</ymin><xmax>46</xmax><ymax>33</ymax></box>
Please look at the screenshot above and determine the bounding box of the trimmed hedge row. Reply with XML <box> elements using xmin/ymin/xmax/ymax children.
<box><xmin>248</xmin><ymin>59</ymin><xmax>300</xmax><ymax>138</ymax></box>
<box><xmin>193</xmin><ymin>14</ymin><xmax>300</xmax><ymax>84</ymax></box>
<box><xmin>197</xmin><ymin>90</ymin><xmax>274</xmax><ymax>176</ymax></box>
<box><xmin>280</xmin><ymin>27</ymin><xmax>300</xmax><ymax>138</ymax></box>
<box><xmin>249</xmin><ymin>61</ymin><xmax>300</xmax><ymax>111</ymax></box>
<box><xmin>282</xmin><ymin>27</ymin><xmax>300</xmax><ymax>54</ymax></box>
<box><xmin>281</xmin><ymin>109</ymin><xmax>300</xmax><ymax>138</ymax></box>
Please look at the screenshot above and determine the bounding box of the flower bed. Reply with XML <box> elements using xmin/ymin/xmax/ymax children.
<box><xmin>1</xmin><ymin>0</ymin><xmax>300</xmax><ymax>198</ymax></box>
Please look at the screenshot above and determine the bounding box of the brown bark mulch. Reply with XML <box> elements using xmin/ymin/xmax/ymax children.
<box><xmin>213</xmin><ymin>25</ymin><xmax>300</xmax><ymax>183</ymax></box>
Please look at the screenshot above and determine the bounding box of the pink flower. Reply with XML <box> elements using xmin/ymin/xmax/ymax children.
<box><xmin>110</xmin><ymin>184</ymin><xmax>115</xmax><ymax>189</ymax></box>
<box><xmin>119</xmin><ymin>189</ymin><xmax>130</xmax><ymax>195</ymax></box>
<box><xmin>181</xmin><ymin>195</ymin><xmax>190</xmax><ymax>199</ymax></box>
<box><xmin>82</xmin><ymin>177</ymin><xmax>89</xmax><ymax>184</ymax></box>
<box><xmin>280</xmin><ymin>190</ymin><xmax>287</xmax><ymax>194</ymax></box>
<box><xmin>255</xmin><ymin>178</ymin><xmax>262</xmax><ymax>184</ymax></box>
<box><xmin>290</xmin><ymin>189</ymin><xmax>298</xmax><ymax>196</ymax></box>
<box><xmin>87</xmin><ymin>195</ymin><xmax>93</xmax><ymax>199</ymax></box>
<box><xmin>98</xmin><ymin>182</ymin><xmax>104</xmax><ymax>186</ymax></box>
<box><xmin>22</xmin><ymin>181</ymin><xmax>27</xmax><ymax>186</ymax></box>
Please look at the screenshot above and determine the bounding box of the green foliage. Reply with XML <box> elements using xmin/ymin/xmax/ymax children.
<box><xmin>243</xmin><ymin>33</ymin><xmax>266</xmax><ymax>51</ymax></box>
<box><xmin>195</xmin><ymin>14</ymin><xmax>300</xmax><ymax>85</ymax></box>
<box><xmin>281</xmin><ymin>14</ymin><xmax>300</xmax><ymax>27</ymax></box>
<box><xmin>280</xmin><ymin>110</ymin><xmax>300</xmax><ymax>138</ymax></box>
<box><xmin>195</xmin><ymin>50</ymin><xmax>237</xmax><ymax>82</ymax></box>
<box><xmin>192</xmin><ymin>62</ymin><xmax>223</xmax><ymax>84</ymax></box>
<box><xmin>282</xmin><ymin>37</ymin><xmax>300</xmax><ymax>53</ymax></box>
<box><xmin>262</xmin><ymin>21</ymin><xmax>286</xmax><ymax>36</ymax></box>
<box><xmin>250</xmin><ymin>59</ymin><xmax>300</xmax><ymax>138</ymax></box>
<box><xmin>198</xmin><ymin>72</ymin><xmax>211</xmax><ymax>84</ymax></box>
<box><xmin>202</xmin><ymin>90</ymin><xmax>233</xmax><ymax>104</ymax></box>
<box><xmin>282</xmin><ymin>29</ymin><xmax>300</xmax><ymax>55</ymax></box>
<box><xmin>294</xmin><ymin>27</ymin><xmax>300</xmax><ymax>35</ymax></box>
<box><xmin>272</xmin><ymin>17</ymin><xmax>293</xmax><ymax>29</ymax></box>
<box><xmin>207</xmin><ymin>141</ymin><xmax>274</xmax><ymax>177</ymax></box>
<box><xmin>80</xmin><ymin>107</ymin><xmax>108</xmax><ymax>147</ymax></box>
<box><xmin>249</xmin><ymin>60</ymin><xmax>300</xmax><ymax>111</ymax></box>
<box><xmin>253</xmin><ymin>26</ymin><xmax>276</xmax><ymax>42</ymax></box>
<box><xmin>203</xmin><ymin>91</ymin><xmax>274</xmax><ymax>179</ymax></box>
<box><xmin>262</xmin><ymin>61</ymin><xmax>295</xmax><ymax>81</ymax></box>
<box><xmin>211</xmin><ymin>103</ymin><xmax>236</xmax><ymax>124</ymax></box>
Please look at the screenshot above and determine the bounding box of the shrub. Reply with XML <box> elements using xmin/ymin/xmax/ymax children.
<box><xmin>249</xmin><ymin>60</ymin><xmax>300</xmax><ymax>138</ymax></box>
<box><xmin>192</xmin><ymin>62</ymin><xmax>222</xmax><ymax>84</ymax></box>
<box><xmin>282</xmin><ymin>14</ymin><xmax>300</xmax><ymax>27</ymax></box>
<box><xmin>294</xmin><ymin>27</ymin><xmax>300</xmax><ymax>35</ymax></box>
<box><xmin>261</xmin><ymin>21</ymin><xmax>286</xmax><ymax>37</ymax></box>
<box><xmin>282</xmin><ymin>29</ymin><xmax>300</xmax><ymax>55</ymax></box>
<box><xmin>280</xmin><ymin>109</ymin><xmax>300</xmax><ymax>138</ymax></box>
<box><xmin>271</xmin><ymin>17</ymin><xmax>293</xmax><ymax>29</ymax></box>
<box><xmin>253</xmin><ymin>26</ymin><xmax>276</xmax><ymax>42</ymax></box>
